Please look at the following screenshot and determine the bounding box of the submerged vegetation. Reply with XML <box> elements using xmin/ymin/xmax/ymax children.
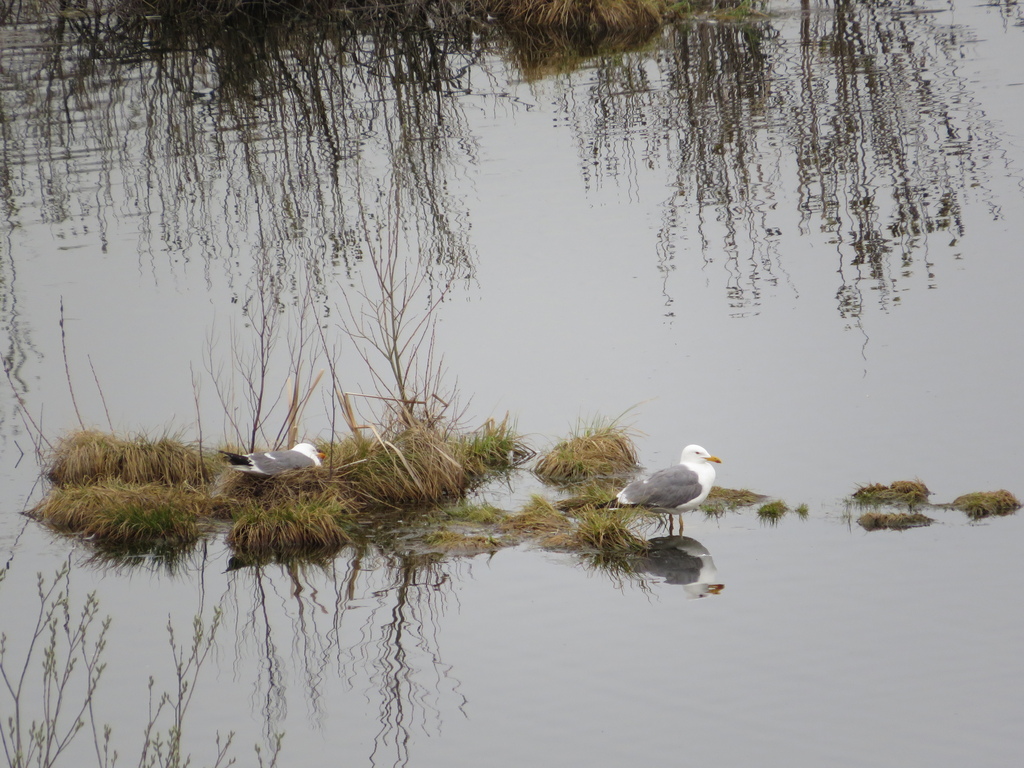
<box><xmin>857</xmin><ymin>510</ymin><xmax>935</xmax><ymax>531</ymax></box>
<box><xmin>851</xmin><ymin>480</ymin><xmax>931</xmax><ymax>507</ymax></box>
<box><xmin>700</xmin><ymin>486</ymin><xmax>766</xmax><ymax>517</ymax></box>
<box><xmin>850</xmin><ymin>482</ymin><xmax>1018</xmax><ymax>531</ymax></box>
<box><xmin>950</xmin><ymin>490</ymin><xmax>1020</xmax><ymax>520</ymax></box>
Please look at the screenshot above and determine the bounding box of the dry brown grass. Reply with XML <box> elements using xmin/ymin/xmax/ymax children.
<box><xmin>215</xmin><ymin>465</ymin><xmax>356</xmax><ymax>507</ymax></box>
<box><xmin>857</xmin><ymin>510</ymin><xmax>934</xmax><ymax>531</ymax></box>
<box><xmin>950</xmin><ymin>490</ymin><xmax>1020</xmax><ymax>519</ymax></box>
<box><xmin>31</xmin><ymin>482</ymin><xmax>208</xmax><ymax>546</ymax></box>
<box><xmin>45</xmin><ymin>430</ymin><xmax>212</xmax><ymax>488</ymax></box>
<box><xmin>337</xmin><ymin>425</ymin><xmax>468</xmax><ymax>505</ymax></box>
<box><xmin>851</xmin><ymin>480</ymin><xmax>931</xmax><ymax>507</ymax></box>
<box><xmin>217</xmin><ymin>425</ymin><xmax>473</xmax><ymax>511</ymax></box>
<box><xmin>534</xmin><ymin>421</ymin><xmax>638</xmax><ymax>484</ymax></box>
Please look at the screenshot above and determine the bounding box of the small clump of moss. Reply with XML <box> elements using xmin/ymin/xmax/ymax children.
<box><xmin>851</xmin><ymin>480</ymin><xmax>931</xmax><ymax>507</ymax></box>
<box><xmin>857</xmin><ymin>510</ymin><xmax>934</xmax><ymax>531</ymax></box>
<box><xmin>950</xmin><ymin>490</ymin><xmax>1020</xmax><ymax>520</ymax></box>
<box><xmin>701</xmin><ymin>486</ymin><xmax>766</xmax><ymax>517</ymax></box>
<box><xmin>436</xmin><ymin>500</ymin><xmax>506</xmax><ymax>524</ymax></box>
<box><xmin>421</xmin><ymin>529</ymin><xmax>504</xmax><ymax>556</ymax></box>
<box><xmin>499</xmin><ymin>495</ymin><xmax>574</xmax><ymax>544</ymax></box>
<box><xmin>533</xmin><ymin>419</ymin><xmax>638</xmax><ymax>484</ymax></box>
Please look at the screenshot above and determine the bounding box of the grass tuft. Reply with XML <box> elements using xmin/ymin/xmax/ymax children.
<box><xmin>451</xmin><ymin>415</ymin><xmax>534</xmax><ymax>482</ymax></box>
<box><xmin>756</xmin><ymin>500</ymin><xmax>789</xmax><ymax>524</ymax></box>
<box><xmin>851</xmin><ymin>480</ymin><xmax>931</xmax><ymax>507</ymax></box>
<box><xmin>435</xmin><ymin>500</ymin><xmax>506</xmax><ymax>525</ymax></box>
<box><xmin>950</xmin><ymin>490</ymin><xmax>1020</xmax><ymax>519</ymax></box>
<box><xmin>534</xmin><ymin>419</ymin><xmax>638</xmax><ymax>484</ymax></box>
<box><xmin>556</xmin><ymin>481</ymin><xmax>620</xmax><ymax>511</ymax></box>
<box><xmin>336</xmin><ymin>425</ymin><xmax>467</xmax><ymax>505</ymax></box>
<box><xmin>857</xmin><ymin>510</ymin><xmax>934</xmax><ymax>531</ymax></box>
<box><xmin>499</xmin><ymin>495</ymin><xmax>574</xmax><ymax>541</ymax></box>
<box><xmin>570</xmin><ymin>507</ymin><xmax>649</xmax><ymax>555</ymax></box>
<box><xmin>701</xmin><ymin>486</ymin><xmax>766</xmax><ymax>517</ymax></box>
<box><xmin>31</xmin><ymin>482</ymin><xmax>206</xmax><ymax>546</ymax></box>
<box><xmin>227</xmin><ymin>501</ymin><xmax>354</xmax><ymax>557</ymax></box>
<box><xmin>45</xmin><ymin>430</ymin><xmax>213</xmax><ymax>488</ymax></box>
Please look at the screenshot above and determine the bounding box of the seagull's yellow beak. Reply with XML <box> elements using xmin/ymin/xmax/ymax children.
<box><xmin>317</xmin><ymin>452</ymin><xmax>327</xmax><ymax>460</ymax></box>
<box><xmin>707</xmin><ymin>455</ymin><xmax>722</xmax><ymax>463</ymax></box>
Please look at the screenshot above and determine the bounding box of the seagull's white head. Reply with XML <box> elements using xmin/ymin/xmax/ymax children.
<box><xmin>680</xmin><ymin>445</ymin><xmax>722</xmax><ymax>465</ymax></box>
<box><xmin>292</xmin><ymin>442</ymin><xmax>325</xmax><ymax>465</ymax></box>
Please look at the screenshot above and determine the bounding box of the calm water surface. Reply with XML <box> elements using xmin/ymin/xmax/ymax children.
<box><xmin>1</xmin><ymin>1</ymin><xmax>1023</xmax><ymax>766</ymax></box>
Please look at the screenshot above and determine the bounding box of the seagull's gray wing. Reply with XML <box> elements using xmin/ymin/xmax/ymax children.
<box><xmin>248</xmin><ymin>450</ymin><xmax>317</xmax><ymax>474</ymax></box>
<box><xmin>618</xmin><ymin>464</ymin><xmax>703</xmax><ymax>508</ymax></box>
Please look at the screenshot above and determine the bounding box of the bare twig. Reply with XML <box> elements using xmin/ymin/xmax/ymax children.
<box><xmin>59</xmin><ymin>299</ymin><xmax>85</xmax><ymax>431</ymax></box>
<box><xmin>87</xmin><ymin>355</ymin><xmax>113</xmax><ymax>433</ymax></box>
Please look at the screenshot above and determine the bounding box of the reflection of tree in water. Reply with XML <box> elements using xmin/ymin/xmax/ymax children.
<box><xmin>0</xmin><ymin>17</ymin><xmax>479</xmax><ymax>294</ymax></box>
<box><xmin>225</xmin><ymin>546</ymin><xmax>464</xmax><ymax>768</ymax></box>
<box><xmin>554</xmin><ymin>3</ymin><xmax>1003</xmax><ymax>317</ymax></box>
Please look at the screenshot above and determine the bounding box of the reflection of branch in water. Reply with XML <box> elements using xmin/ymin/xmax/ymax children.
<box><xmin>366</xmin><ymin>551</ymin><xmax>465</xmax><ymax>768</ymax></box>
<box><xmin>554</xmin><ymin>5</ymin><xmax>999</xmax><ymax>318</ymax></box>
<box><xmin>226</xmin><ymin>565</ymin><xmax>290</xmax><ymax>738</ymax></box>
<box><xmin>1</xmin><ymin>18</ymin><xmax>480</xmax><ymax>307</ymax></box>
<box><xmin>224</xmin><ymin>545</ymin><xmax>465</xmax><ymax>768</ymax></box>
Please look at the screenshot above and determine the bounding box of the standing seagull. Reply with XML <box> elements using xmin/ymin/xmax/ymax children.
<box><xmin>616</xmin><ymin>444</ymin><xmax>722</xmax><ymax>533</ymax></box>
<box><xmin>220</xmin><ymin>442</ymin><xmax>325</xmax><ymax>475</ymax></box>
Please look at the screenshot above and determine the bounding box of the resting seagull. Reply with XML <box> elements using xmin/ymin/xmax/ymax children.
<box><xmin>616</xmin><ymin>444</ymin><xmax>722</xmax><ymax>533</ymax></box>
<box><xmin>220</xmin><ymin>442</ymin><xmax>325</xmax><ymax>475</ymax></box>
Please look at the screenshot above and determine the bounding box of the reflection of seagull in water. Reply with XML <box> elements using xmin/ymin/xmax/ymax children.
<box><xmin>219</xmin><ymin>442</ymin><xmax>325</xmax><ymax>475</ymax></box>
<box><xmin>640</xmin><ymin>535</ymin><xmax>724</xmax><ymax>598</ymax></box>
<box><xmin>616</xmin><ymin>444</ymin><xmax>722</xmax><ymax>534</ymax></box>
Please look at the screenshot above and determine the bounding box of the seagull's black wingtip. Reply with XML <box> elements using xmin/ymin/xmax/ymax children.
<box><xmin>219</xmin><ymin>450</ymin><xmax>250</xmax><ymax>466</ymax></box>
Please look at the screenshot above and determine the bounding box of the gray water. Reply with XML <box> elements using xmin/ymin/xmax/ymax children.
<box><xmin>2</xmin><ymin>2</ymin><xmax>1023</xmax><ymax>766</ymax></box>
